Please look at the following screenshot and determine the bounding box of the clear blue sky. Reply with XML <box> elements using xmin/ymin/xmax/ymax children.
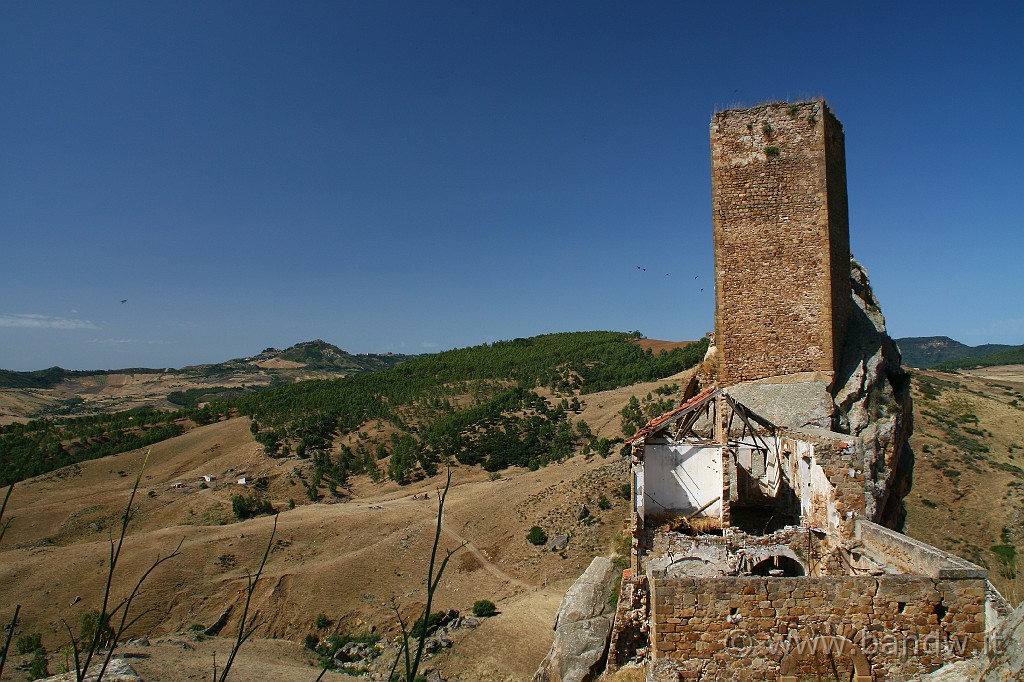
<box><xmin>2</xmin><ymin>1</ymin><xmax>1022</xmax><ymax>371</ymax></box>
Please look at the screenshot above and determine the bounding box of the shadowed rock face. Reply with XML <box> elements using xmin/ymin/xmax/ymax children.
<box><xmin>833</xmin><ymin>258</ymin><xmax>914</xmax><ymax>529</ymax></box>
<box><xmin>533</xmin><ymin>556</ymin><xmax>617</xmax><ymax>682</ymax></box>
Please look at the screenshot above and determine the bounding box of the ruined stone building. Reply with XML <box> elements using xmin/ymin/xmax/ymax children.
<box><xmin>604</xmin><ymin>102</ymin><xmax>1012</xmax><ymax>681</ymax></box>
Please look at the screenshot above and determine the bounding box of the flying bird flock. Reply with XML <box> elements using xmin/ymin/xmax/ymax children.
<box><xmin>636</xmin><ymin>266</ymin><xmax>704</xmax><ymax>292</ymax></box>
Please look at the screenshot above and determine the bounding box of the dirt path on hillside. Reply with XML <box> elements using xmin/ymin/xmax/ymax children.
<box><xmin>0</xmin><ymin>366</ymin><xmax>698</xmax><ymax>681</ymax></box>
<box><xmin>441</xmin><ymin>522</ymin><xmax>533</xmax><ymax>590</ymax></box>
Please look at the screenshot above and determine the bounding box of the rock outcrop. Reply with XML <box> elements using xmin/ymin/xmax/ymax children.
<box><xmin>533</xmin><ymin>556</ymin><xmax>618</xmax><ymax>682</ymax></box>
<box><xmin>975</xmin><ymin>597</ymin><xmax>1024</xmax><ymax>682</ymax></box>
<box><xmin>832</xmin><ymin>257</ymin><xmax>914</xmax><ymax>528</ymax></box>
<box><xmin>41</xmin><ymin>658</ymin><xmax>142</xmax><ymax>682</ymax></box>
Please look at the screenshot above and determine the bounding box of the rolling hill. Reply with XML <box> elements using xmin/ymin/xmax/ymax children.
<box><xmin>0</xmin><ymin>340</ymin><xmax>418</xmax><ymax>425</ymax></box>
<box><xmin>3</xmin><ymin>331</ymin><xmax>1024</xmax><ymax>681</ymax></box>
<box><xmin>895</xmin><ymin>335</ymin><xmax>1020</xmax><ymax>368</ymax></box>
<box><xmin>0</xmin><ymin>333</ymin><xmax>705</xmax><ymax>681</ymax></box>
<box><xmin>0</xmin><ymin>340</ymin><xmax>416</xmax><ymax>390</ymax></box>
<box><xmin>903</xmin><ymin>364</ymin><xmax>1024</xmax><ymax>601</ymax></box>
<box><xmin>933</xmin><ymin>346</ymin><xmax>1024</xmax><ymax>371</ymax></box>
<box><xmin>0</xmin><ymin>332</ymin><xmax>707</xmax><ymax>488</ymax></box>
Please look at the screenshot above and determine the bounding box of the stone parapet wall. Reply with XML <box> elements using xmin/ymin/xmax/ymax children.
<box><xmin>649</xmin><ymin>574</ymin><xmax>987</xmax><ymax>681</ymax></box>
<box><xmin>855</xmin><ymin>520</ymin><xmax>988</xmax><ymax>579</ymax></box>
<box><xmin>711</xmin><ymin>101</ymin><xmax>850</xmax><ymax>386</ymax></box>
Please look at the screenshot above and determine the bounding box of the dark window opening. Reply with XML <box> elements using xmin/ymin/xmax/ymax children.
<box><xmin>731</xmin><ymin>505</ymin><xmax>799</xmax><ymax>535</ymax></box>
<box><xmin>750</xmin><ymin>555</ymin><xmax>805</xmax><ymax>577</ymax></box>
<box><xmin>897</xmin><ymin>602</ymin><xmax>906</xmax><ymax>614</ymax></box>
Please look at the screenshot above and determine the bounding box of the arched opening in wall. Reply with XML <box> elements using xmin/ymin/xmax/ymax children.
<box><xmin>750</xmin><ymin>555</ymin><xmax>805</xmax><ymax>577</ymax></box>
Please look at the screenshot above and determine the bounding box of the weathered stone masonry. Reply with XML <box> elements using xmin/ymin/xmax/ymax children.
<box><xmin>541</xmin><ymin>100</ymin><xmax>1006</xmax><ymax>682</ymax></box>
<box><xmin>649</xmin><ymin>573</ymin><xmax>986</xmax><ymax>681</ymax></box>
<box><xmin>711</xmin><ymin>101</ymin><xmax>851</xmax><ymax>386</ymax></box>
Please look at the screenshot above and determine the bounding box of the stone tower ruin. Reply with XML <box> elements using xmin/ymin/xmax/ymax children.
<box><xmin>711</xmin><ymin>100</ymin><xmax>851</xmax><ymax>386</ymax></box>
<box><xmin>535</xmin><ymin>100</ymin><xmax>1012</xmax><ymax>682</ymax></box>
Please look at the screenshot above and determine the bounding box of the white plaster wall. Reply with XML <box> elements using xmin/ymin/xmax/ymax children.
<box><xmin>788</xmin><ymin>438</ymin><xmax>842</xmax><ymax>532</ymax></box>
<box><xmin>642</xmin><ymin>443</ymin><xmax>722</xmax><ymax>517</ymax></box>
<box><xmin>634</xmin><ymin>467</ymin><xmax>645</xmax><ymax>525</ymax></box>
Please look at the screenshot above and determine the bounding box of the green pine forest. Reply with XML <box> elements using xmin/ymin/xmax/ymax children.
<box><xmin>0</xmin><ymin>331</ymin><xmax>707</xmax><ymax>489</ymax></box>
<box><xmin>933</xmin><ymin>346</ymin><xmax>1024</xmax><ymax>371</ymax></box>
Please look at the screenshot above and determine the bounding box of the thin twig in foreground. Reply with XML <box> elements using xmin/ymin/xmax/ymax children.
<box><xmin>217</xmin><ymin>513</ymin><xmax>278</xmax><ymax>682</ymax></box>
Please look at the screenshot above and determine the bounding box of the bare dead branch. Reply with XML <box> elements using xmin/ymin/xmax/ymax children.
<box><xmin>217</xmin><ymin>514</ymin><xmax>278</xmax><ymax>682</ymax></box>
<box><xmin>0</xmin><ymin>603</ymin><xmax>20</xmax><ymax>680</ymax></box>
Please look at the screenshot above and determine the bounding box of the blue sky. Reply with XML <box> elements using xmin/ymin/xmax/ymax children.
<box><xmin>2</xmin><ymin>1</ymin><xmax>1022</xmax><ymax>371</ymax></box>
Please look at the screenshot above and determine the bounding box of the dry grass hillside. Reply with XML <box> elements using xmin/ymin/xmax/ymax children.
<box><xmin>0</xmin><ymin>371</ymin><xmax>241</xmax><ymax>425</ymax></box>
<box><xmin>0</xmin><ymin>340</ymin><xmax>412</xmax><ymax>425</ymax></box>
<box><xmin>0</xmin><ymin>368</ymin><xmax>696</xmax><ymax>681</ymax></box>
<box><xmin>6</xmin><ymin>358</ymin><xmax>1019</xmax><ymax>680</ymax></box>
<box><xmin>903</xmin><ymin>365</ymin><xmax>1024</xmax><ymax>602</ymax></box>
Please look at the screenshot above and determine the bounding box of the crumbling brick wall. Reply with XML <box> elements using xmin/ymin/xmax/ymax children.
<box><xmin>606</xmin><ymin>575</ymin><xmax>650</xmax><ymax>672</ymax></box>
<box><xmin>711</xmin><ymin>101</ymin><xmax>851</xmax><ymax>386</ymax></box>
<box><xmin>649</xmin><ymin>574</ymin><xmax>986</xmax><ymax>681</ymax></box>
<box><xmin>784</xmin><ymin>435</ymin><xmax>867</xmax><ymax>536</ymax></box>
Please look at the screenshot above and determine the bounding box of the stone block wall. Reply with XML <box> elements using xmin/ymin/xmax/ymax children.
<box><xmin>855</xmin><ymin>520</ymin><xmax>988</xmax><ymax>579</ymax></box>
<box><xmin>648</xmin><ymin>574</ymin><xmax>987</xmax><ymax>681</ymax></box>
<box><xmin>711</xmin><ymin>101</ymin><xmax>851</xmax><ymax>386</ymax></box>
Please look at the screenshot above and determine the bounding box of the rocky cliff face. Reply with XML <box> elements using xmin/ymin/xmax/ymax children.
<box><xmin>832</xmin><ymin>258</ymin><xmax>914</xmax><ymax>529</ymax></box>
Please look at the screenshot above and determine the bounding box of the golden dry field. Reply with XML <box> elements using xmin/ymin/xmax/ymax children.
<box><xmin>0</xmin><ymin>369</ymin><xmax>695</xmax><ymax>681</ymax></box>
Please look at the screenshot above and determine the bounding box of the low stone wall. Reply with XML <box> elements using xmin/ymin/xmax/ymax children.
<box><xmin>856</xmin><ymin>520</ymin><xmax>987</xmax><ymax>579</ymax></box>
<box><xmin>649</xmin><ymin>573</ymin><xmax>987</xmax><ymax>681</ymax></box>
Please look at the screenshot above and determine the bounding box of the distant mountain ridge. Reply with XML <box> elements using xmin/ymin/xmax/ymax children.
<box><xmin>895</xmin><ymin>336</ymin><xmax>1022</xmax><ymax>369</ymax></box>
<box><xmin>0</xmin><ymin>366</ymin><xmax>164</xmax><ymax>390</ymax></box>
<box><xmin>0</xmin><ymin>340</ymin><xmax>417</xmax><ymax>389</ymax></box>
<box><xmin>933</xmin><ymin>346</ymin><xmax>1024</xmax><ymax>371</ymax></box>
<box><xmin>270</xmin><ymin>339</ymin><xmax>409</xmax><ymax>372</ymax></box>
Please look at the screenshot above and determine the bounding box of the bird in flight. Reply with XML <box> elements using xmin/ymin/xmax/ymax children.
<box><xmin>120</xmin><ymin>299</ymin><xmax>127</xmax><ymax>304</ymax></box>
